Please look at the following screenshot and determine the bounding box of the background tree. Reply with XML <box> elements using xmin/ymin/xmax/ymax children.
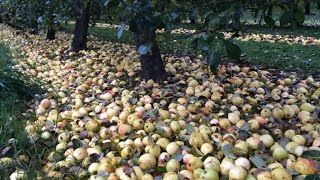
<box><xmin>70</xmin><ymin>0</ymin><xmax>92</xmax><ymax>51</ymax></box>
<box><xmin>0</xmin><ymin>0</ymin><xmax>41</xmax><ymax>31</ymax></box>
<box><xmin>42</xmin><ymin>0</ymin><xmax>74</xmax><ymax>40</ymax></box>
<box><xmin>70</xmin><ymin>0</ymin><xmax>105</xmax><ymax>51</ymax></box>
<box><xmin>0</xmin><ymin>0</ymin><xmax>73</xmax><ymax>39</ymax></box>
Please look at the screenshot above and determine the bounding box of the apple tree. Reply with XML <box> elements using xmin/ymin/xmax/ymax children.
<box><xmin>0</xmin><ymin>0</ymin><xmax>41</xmax><ymax>31</ymax></box>
<box><xmin>108</xmin><ymin>0</ymin><xmax>243</xmax><ymax>83</ymax></box>
<box><xmin>41</xmin><ymin>0</ymin><xmax>74</xmax><ymax>40</ymax></box>
<box><xmin>0</xmin><ymin>0</ymin><xmax>73</xmax><ymax>40</ymax></box>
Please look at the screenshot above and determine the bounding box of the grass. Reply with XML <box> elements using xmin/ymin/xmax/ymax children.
<box><xmin>242</xmin><ymin>24</ymin><xmax>320</xmax><ymax>39</ymax></box>
<box><xmin>0</xmin><ymin>44</ymin><xmax>43</xmax><ymax>98</ymax></box>
<box><xmin>0</xmin><ymin>43</ymin><xmax>50</xmax><ymax>178</ymax></box>
<box><xmin>235</xmin><ymin>40</ymin><xmax>320</xmax><ymax>72</ymax></box>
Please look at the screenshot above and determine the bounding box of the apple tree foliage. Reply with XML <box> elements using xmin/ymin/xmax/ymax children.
<box><xmin>0</xmin><ymin>0</ymin><xmax>73</xmax><ymax>38</ymax></box>
<box><xmin>244</xmin><ymin>0</ymin><xmax>311</xmax><ymax>27</ymax></box>
<box><xmin>0</xmin><ymin>0</ymin><xmax>42</xmax><ymax>31</ymax></box>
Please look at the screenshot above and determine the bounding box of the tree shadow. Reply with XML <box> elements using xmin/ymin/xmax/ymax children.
<box><xmin>242</xmin><ymin>24</ymin><xmax>320</xmax><ymax>39</ymax></box>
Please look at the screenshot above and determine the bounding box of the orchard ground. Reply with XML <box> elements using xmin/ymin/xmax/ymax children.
<box><xmin>0</xmin><ymin>9</ymin><xmax>320</xmax><ymax>180</ymax></box>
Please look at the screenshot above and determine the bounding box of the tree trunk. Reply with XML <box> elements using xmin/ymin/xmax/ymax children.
<box><xmin>70</xmin><ymin>0</ymin><xmax>91</xmax><ymax>52</ymax></box>
<box><xmin>318</xmin><ymin>0</ymin><xmax>320</xmax><ymax>10</ymax></box>
<box><xmin>267</xmin><ymin>6</ymin><xmax>273</xmax><ymax>16</ymax></box>
<box><xmin>190</xmin><ymin>18</ymin><xmax>196</xmax><ymax>24</ymax></box>
<box><xmin>305</xmin><ymin>2</ymin><xmax>311</xmax><ymax>15</ymax></box>
<box><xmin>46</xmin><ymin>14</ymin><xmax>56</xmax><ymax>40</ymax></box>
<box><xmin>46</xmin><ymin>28</ymin><xmax>56</xmax><ymax>40</ymax></box>
<box><xmin>135</xmin><ymin>30</ymin><xmax>167</xmax><ymax>83</ymax></box>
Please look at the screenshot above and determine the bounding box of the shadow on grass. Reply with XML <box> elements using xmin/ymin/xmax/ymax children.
<box><xmin>0</xmin><ymin>43</ymin><xmax>51</xmax><ymax>178</ymax></box>
<box><xmin>235</xmin><ymin>40</ymin><xmax>320</xmax><ymax>73</ymax></box>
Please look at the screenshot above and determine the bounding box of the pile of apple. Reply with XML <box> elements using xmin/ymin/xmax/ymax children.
<box><xmin>0</xmin><ymin>24</ymin><xmax>320</xmax><ymax>179</ymax></box>
<box><xmin>73</xmin><ymin>22</ymin><xmax>320</xmax><ymax>46</ymax></box>
<box><xmin>226</xmin><ymin>33</ymin><xmax>320</xmax><ymax>46</ymax></box>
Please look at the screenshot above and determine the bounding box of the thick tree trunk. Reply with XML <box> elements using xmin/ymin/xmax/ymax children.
<box><xmin>70</xmin><ymin>0</ymin><xmax>91</xmax><ymax>52</ymax></box>
<box><xmin>305</xmin><ymin>2</ymin><xmax>311</xmax><ymax>15</ymax></box>
<box><xmin>46</xmin><ymin>28</ymin><xmax>56</xmax><ymax>40</ymax></box>
<box><xmin>135</xmin><ymin>30</ymin><xmax>167</xmax><ymax>83</ymax></box>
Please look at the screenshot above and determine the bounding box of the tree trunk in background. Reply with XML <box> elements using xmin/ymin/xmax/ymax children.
<box><xmin>46</xmin><ymin>15</ymin><xmax>56</xmax><ymax>40</ymax></box>
<box><xmin>318</xmin><ymin>0</ymin><xmax>320</xmax><ymax>10</ymax></box>
<box><xmin>190</xmin><ymin>0</ymin><xmax>196</xmax><ymax>24</ymax></box>
<box><xmin>305</xmin><ymin>2</ymin><xmax>311</xmax><ymax>15</ymax></box>
<box><xmin>46</xmin><ymin>28</ymin><xmax>56</xmax><ymax>40</ymax></box>
<box><xmin>70</xmin><ymin>0</ymin><xmax>91</xmax><ymax>52</ymax></box>
<box><xmin>267</xmin><ymin>6</ymin><xmax>273</xmax><ymax>16</ymax></box>
<box><xmin>135</xmin><ymin>30</ymin><xmax>167</xmax><ymax>83</ymax></box>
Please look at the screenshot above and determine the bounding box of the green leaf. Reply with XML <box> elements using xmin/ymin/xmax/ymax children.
<box><xmin>231</xmin><ymin>147</ymin><xmax>247</xmax><ymax>156</ymax></box>
<box><xmin>301</xmin><ymin>150</ymin><xmax>320</xmax><ymax>161</ymax></box>
<box><xmin>205</xmin><ymin>12</ymin><xmax>220</xmax><ymax>30</ymax></box>
<box><xmin>225</xmin><ymin>41</ymin><xmax>241</xmax><ymax>60</ymax></box>
<box><xmin>96</xmin><ymin>171</ymin><xmax>109</xmax><ymax>177</ymax></box>
<box><xmin>130</xmin><ymin>157</ymin><xmax>140</xmax><ymax>165</ymax></box>
<box><xmin>190</xmin><ymin>147</ymin><xmax>204</xmax><ymax>157</ymax></box>
<box><xmin>207</xmin><ymin>53</ymin><xmax>221</xmax><ymax>72</ymax></box>
<box><xmin>297</xmin><ymin>0</ymin><xmax>305</xmax><ymax>12</ymax></box>
<box><xmin>119</xmin><ymin>159</ymin><xmax>127</xmax><ymax>165</ymax></box>
<box><xmin>155</xmin><ymin>166</ymin><xmax>167</xmax><ymax>173</ymax></box>
<box><xmin>143</xmin><ymin>110</ymin><xmax>156</xmax><ymax>119</ymax></box>
<box><xmin>239</xmin><ymin>123</ymin><xmax>250</xmax><ymax>131</ymax></box>
<box><xmin>249</xmin><ymin>155</ymin><xmax>267</xmax><ymax>169</ymax></box>
<box><xmin>173</xmin><ymin>154</ymin><xmax>184</xmax><ymax>161</ymax></box>
<box><xmin>264</xmin><ymin>15</ymin><xmax>275</xmax><ymax>27</ymax></box>
<box><xmin>151</xmin><ymin>0</ymin><xmax>158</xmax><ymax>7</ymax></box>
<box><xmin>287</xmin><ymin>169</ymin><xmax>299</xmax><ymax>176</ymax></box>
<box><xmin>72</xmin><ymin>139</ymin><xmax>82</xmax><ymax>149</ymax></box>
<box><xmin>185</xmin><ymin>124</ymin><xmax>195</xmax><ymax>134</ymax></box>
<box><xmin>201</xmin><ymin>153</ymin><xmax>215</xmax><ymax>161</ymax></box>
<box><xmin>305</xmin><ymin>174</ymin><xmax>320</xmax><ymax>180</ymax></box>
<box><xmin>222</xmin><ymin>144</ymin><xmax>236</xmax><ymax>159</ymax></box>
<box><xmin>294</xmin><ymin>10</ymin><xmax>305</xmax><ymax>25</ymax></box>
<box><xmin>280</xmin><ymin>11</ymin><xmax>293</xmax><ymax>27</ymax></box>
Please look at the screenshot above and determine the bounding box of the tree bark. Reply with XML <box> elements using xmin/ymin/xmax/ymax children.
<box><xmin>135</xmin><ymin>30</ymin><xmax>167</xmax><ymax>83</ymax></box>
<box><xmin>305</xmin><ymin>2</ymin><xmax>311</xmax><ymax>15</ymax></box>
<box><xmin>46</xmin><ymin>28</ymin><xmax>56</xmax><ymax>40</ymax></box>
<box><xmin>46</xmin><ymin>14</ymin><xmax>56</xmax><ymax>40</ymax></box>
<box><xmin>267</xmin><ymin>6</ymin><xmax>273</xmax><ymax>16</ymax></box>
<box><xmin>70</xmin><ymin>0</ymin><xmax>91</xmax><ymax>52</ymax></box>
